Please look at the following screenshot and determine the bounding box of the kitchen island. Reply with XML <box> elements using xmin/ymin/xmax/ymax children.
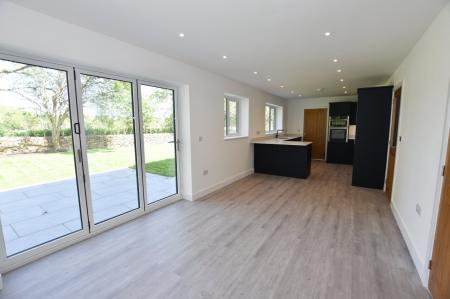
<box><xmin>251</xmin><ymin>137</ymin><xmax>312</xmax><ymax>179</ymax></box>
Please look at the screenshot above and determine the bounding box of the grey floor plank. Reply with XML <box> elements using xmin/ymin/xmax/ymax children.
<box><xmin>0</xmin><ymin>162</ymin><xmax>429</xmax><ymax>299</ymax></box>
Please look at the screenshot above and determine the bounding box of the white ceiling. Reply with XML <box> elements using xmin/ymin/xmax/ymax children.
<box><xmin>10</xmin><ymin>0</ymin><xmax>448</xmax><ymax>98</ymax></box>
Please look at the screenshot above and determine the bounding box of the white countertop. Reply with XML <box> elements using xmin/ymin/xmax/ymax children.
<box><xmin>251</xmin><ymin>137</ymin><xmax>312</xmax><ymax>146</ymax></box>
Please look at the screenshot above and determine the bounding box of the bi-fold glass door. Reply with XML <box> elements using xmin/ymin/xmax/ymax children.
<box><xmin>138</xmin><ymin>83</ymin><xmax>179</xmax><ymax>204</ymax></box>
<box><xmin>0</xmin><ymin>54</ymin><xmax>180</xmax><ymax>268</ymax></box>
<box><xmin>0</xmin><ymin>55</ymin><xmax>88</xmax><ymax>258</ymax></box>
<box><xmin>74</xmin><ymin>70</ymin><xmax>145</xmax><ymax>228</ymax></box>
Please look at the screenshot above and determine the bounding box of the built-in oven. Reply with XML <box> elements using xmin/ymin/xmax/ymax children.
<box><xmin>329</xmin><ymin>128</ymin><xmax>348</xmax><ymax>142</ymax></box>
<box><xmin>329</xmin><ymin>116</ymin><xmax>349</xmax><ymax>128</ymax></box>
<box><xmin>328</xmin><ymin>116</ymin><xmax>349</xmax><ymax>142</ymax></box>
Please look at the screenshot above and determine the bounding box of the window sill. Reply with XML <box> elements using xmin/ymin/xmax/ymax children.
<box><xmin>224</xmin><ymin>135</ymin><xmax>249</xmax><ymax>141</ymax></box>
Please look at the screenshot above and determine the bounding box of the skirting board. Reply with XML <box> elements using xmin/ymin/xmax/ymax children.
<box><xmin>391</xmin><ymin>200</ymin><xmax>428</xmax><ymax>286</ymax></box>
<box><xmin>183</xmin><ymin>169</ymin><xmax>254</xmax><ymax>201</ymax></box>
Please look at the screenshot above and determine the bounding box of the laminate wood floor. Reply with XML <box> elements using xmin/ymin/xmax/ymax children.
<box><xmin>0</xmin><ymin>162</ymin><xmax>429</xmax><ymax>299</ymax></box>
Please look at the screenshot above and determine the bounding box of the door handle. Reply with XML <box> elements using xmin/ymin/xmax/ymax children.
<box><xmin>73</xmin><ymin>123</ymin><xmax>80</xmax><ymax>134</ymax></box>
<box><xmin>168</xmin><ymin>139</ymin><xmax>181</xmax><ymax>151</ymax></box>
<box><xmin>77</xmin><ymin>149</ymin><xmax>82</xmax><ymax>163</ymax></box>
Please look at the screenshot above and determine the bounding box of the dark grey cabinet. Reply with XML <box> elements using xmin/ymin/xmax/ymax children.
<box><xmin>329</xmin><ymin>102</ymin><xmax>351</xmax><ymax>116</ymax></box>
<box><xmin>352</xmin><ymin>86</ymin><xmax>393</xmax><ymax>189</ymax></box>
<box><xmin>350</xmin><ymin>102</ymin><xmax>357</xmax><ymax>125</ymax></box>
<box><xmin>327</xmin><ymin>141</ymin><xmax>354</xmax><ymax>165</ymax></box>
<box><xmin>254</xmin><ymin>144</ymin><xmax>311</xmax><ymax>179</ymax></box>
<box><xmin>329</xmin><ymin>101</ymin><xmax>357</xmax><ymax>120</ymax></box>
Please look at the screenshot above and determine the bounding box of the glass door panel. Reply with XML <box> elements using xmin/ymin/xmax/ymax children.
<box><xmin>78</xmin><ymin>73</ymin><xmax>141</xmax><ymax>224</ymax></box>
<box><xmin>140</xmin><ymin>84</ymin><xmax>178</xmax><ymax>204</ymax></box>
<box><xmin>0</xmin><ymin>58</ymin><xmax>84</xmax><ymax>256</ymax></box>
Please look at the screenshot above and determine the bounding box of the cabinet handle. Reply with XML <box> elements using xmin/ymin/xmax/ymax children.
<box><xmin>345</xmin><ymin>116</ymin><xmax>350</xmax><ymax>143</ymax></box>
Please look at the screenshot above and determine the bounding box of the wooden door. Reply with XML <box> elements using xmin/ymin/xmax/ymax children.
<box><xmin>303</xmin><ymin>108</ymin><xmax>327</xmax><ymax>160</ymax></box>
<box><xmin>429</xmin><ymin>131</ymin><xmax>450</xmax><ymax>299</ymax></box>
<box><xmin>386</xmin><ymin>87</ymin><xmax>402</xmax><ymax>200</ymax></box>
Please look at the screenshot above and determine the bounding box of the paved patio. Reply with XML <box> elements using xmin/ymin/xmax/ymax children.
<box><xmin>0</xmin><ymin>168</ymin><xmax>176</xmax><ymax>256</ymax></box>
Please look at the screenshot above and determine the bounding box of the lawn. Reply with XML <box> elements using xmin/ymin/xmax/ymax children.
<box><xmin>0</xmin><ymin>144</ymin><xmax>175</xmax><ymax>190</ymax></box>
<box><xmin>134</xmin><ymin>159</ymin><xmax>175</xmax><ymax>177</ymax></box>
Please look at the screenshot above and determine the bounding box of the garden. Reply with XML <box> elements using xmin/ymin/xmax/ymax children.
<box><xmin>0</xmin><ymin>60</ymin><xmax>176</xmax><ymax>191</ymax></box>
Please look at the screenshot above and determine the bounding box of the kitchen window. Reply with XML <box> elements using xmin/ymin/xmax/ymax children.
<box><xmin>224</xmin><ymin>94</ymin><xmax>249</xmax><ymax>139</ymax></box>
<box><xmin>224</xmin><ymin>97</ymin><xmax>239</xmax><ymax>136</ymax></box>
<box><xmin>265</xmin><ymin>104</ymin><xmax>283</xmax><ymax>134</ymax></box>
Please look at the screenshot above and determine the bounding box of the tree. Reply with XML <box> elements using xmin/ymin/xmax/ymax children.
<box><xmin>80</xmin><ymin>75</ymin><xmax>133</xmax><ymax>134</ymax></box>
<box><xmin>0</xmin><ymin>62</ymin><xmax>134</xmax><ymax>150</ymax></box>
<box><xmin>141</xmin><ymin>88</ymin><xmax>173</xmax><ymax>133</ymax></box>
<box><xmin>0</xmin><ymin>62</ymin><xmax>69</xmax><ymax>150</ymax></box>
<box><xmin>0</xmin><ymin>109</ymin><xmax>40</xmax><ymax>135</ymax></box>
<box><xmin>1</xmin><ymin>60</ymin><xmax>173</xmax><ymax>152</ymax></box>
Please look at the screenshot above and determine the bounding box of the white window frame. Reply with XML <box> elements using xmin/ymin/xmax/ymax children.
<box><xmin>137</xmin><ymin>81</ymin><xmax>181</xmax><ymax>206</ymax></box>
<box><xmin>265</xmin><ymin>104</ymin><xmax>283</xmax><ymax>134</ymax></box>
<box><xmin>224</xmin><ymin>96</ymin><xmax>240</xmax><ymax>137</ymax></box>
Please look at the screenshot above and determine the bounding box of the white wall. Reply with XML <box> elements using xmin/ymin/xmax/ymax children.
<box><xmin>388</xmin><ymin>2</ymin><xmax>450</xmax><ymax>285</ymax></box>
<box><xmin>0</xmin><ymin>2</ymin><xmax>287</xmax><ymax>200</ymax></box>
<box><xmin>286</xmin><ymin>96</ymin><xmax>357</xmax><ymax>135</ymax></box>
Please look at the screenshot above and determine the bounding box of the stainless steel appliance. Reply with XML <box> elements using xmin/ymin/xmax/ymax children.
<box><xmin>328</xmin><ymin>116</ymin><xmax>349</xmax><ymax>142</ymax></box>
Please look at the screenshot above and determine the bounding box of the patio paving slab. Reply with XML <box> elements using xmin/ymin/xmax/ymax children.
<box><xmin>1</xmin><ymin>206</ymin><xmax>46</xmax><ymax>225</ymax></box>
<box><xmin>63</xmin><ymin>219</ymin><xmax>83</xmax><ymax>232</ymax></box>
<box><xmin>0</xmin><ymin>168</ymin><xmax>176</xmax><ymax>256</ymax></box>
<box><xmin>1</xmin><ymin>225</ymin><xmax>18</xmax><ymax>242</ymax></box>
<box><xmin>6</xmin><ymin>225</ymin><xmax>73</xmax><ymax>256</ymax></box>
<box><xmin>11</xmin><ymin>207</ymin><xmax>81</xmax><ymax>237</ymax></box>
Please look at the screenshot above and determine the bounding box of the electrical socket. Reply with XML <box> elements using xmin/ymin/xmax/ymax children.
<box><xmin>416</xmin><ymin>204</ymin><xmax>422</xmax><ymax>216</ymax></box>
<box><xmin>203</xmin><ymin>169</ymin><xmax>208</xmax><ymax>175</ymax></box>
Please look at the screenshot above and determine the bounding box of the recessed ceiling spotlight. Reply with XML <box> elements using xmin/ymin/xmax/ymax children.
<box><xmin>290</xmin><ymin>90</ymin><xmax>294</xmax><ymax>94</ymax></box>
<box><xmin>340</xmin><ymin>78</ymin><xmax>344</xmax><ymax>82</ymax></box>
<box><xmin>178</xmin><ymin>32</ymin><xmax>185</xmax><ymax>38</ymax></box>
<box><xmin>253</xmin><ymin>71</ymin><xmax>258</xmax><ymax>75</ymax></box>
<box><xmin>344</xmin><ymin>90</ymin><xmax>348</xmax><ymax>94</ymax></box>
<box><xmin>333</xmin><ymin>58</ymin><xmax>339</xmax><ymax>63</ymax></box>
<box><xmin>267</xmin><ymin>78</ymin><xmax>271</xmax><ymax>82</ymax></box>
<box><xmin>337</xmin><ymin>69</ymin><xmax>342</xmax><ymax>73</ymax></box>
<box><xmin>342</xmin><ymin>86</ymin><xmax>347</xmax><ymax>89</ymax></box>
<box><xmin>324</xmin><ymin>32</ymin><xmax>332</xmax><ymax>37</ymax></box>
<box><xmin>222</xmin><ymin>55</ymin><xmax>228</xmax><ymax>59</ymax></box>
<box><xmin>280</xmin><ymin>85</ymin><xmax>285</xmax><ymax>88</ymax></box>
<box><xmin>298</xmin><ymin>94</ymin><xmax>302</xmax><ymax>97</ymax></box>
<box><xmin>316</xmin><ymin>87</ymin><xmax>324</xmax><ymax>92</ymax></box>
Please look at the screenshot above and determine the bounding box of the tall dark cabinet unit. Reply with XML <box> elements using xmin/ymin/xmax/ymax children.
<box><xmin>352</xmin><ymin>86</ymin><xmax>393</xmax><ymax>189</ymax></box>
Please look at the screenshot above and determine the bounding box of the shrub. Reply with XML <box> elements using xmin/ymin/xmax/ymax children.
<box><xmin>0</xmin><ymin>127</ymin><xmax>173</xmax><ymax>137</ymax></box>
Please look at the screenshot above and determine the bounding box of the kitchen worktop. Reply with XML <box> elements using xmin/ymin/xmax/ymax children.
<box><xmin>251</xmin><ymin>137</ymin><xmax>312</xmax><ymax>146</ymax></box>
